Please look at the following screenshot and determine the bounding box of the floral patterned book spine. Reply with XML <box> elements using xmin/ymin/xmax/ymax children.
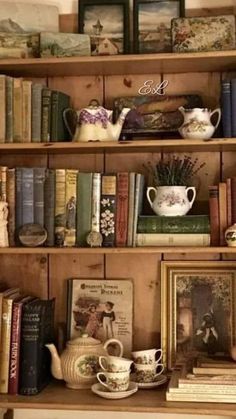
<box><xmin>100</xmin><ymin>174</ymin><xmax>117</xmax><ymax>247</ymax></box>
<box><xmin>116</xmin><ymin>172</ymin><xmax>129</xmax><ymax>247</ymax></box>
<box><xmin>91</xmin><ymin>173</ymin><xmax>101</xmax><ymax>234</ymax></box>
<box><xmin>64</xmin><ymin>169</ymin><xmax>78</xmax><ymax>247</ymax></box>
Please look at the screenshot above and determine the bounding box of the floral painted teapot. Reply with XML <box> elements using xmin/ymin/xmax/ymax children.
<box><xmin>178</xmin><ymin>107</ymin><xmax>221</xmax><ymax>140</ymax></box>
<box><xmin>63</xmin><ymin>99</ymin><xmax>130</xmax><ymax>142</ymax></box>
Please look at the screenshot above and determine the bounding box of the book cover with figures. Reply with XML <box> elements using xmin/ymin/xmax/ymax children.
<box><xmin>67</xmin><ymin>278</ymin><xmax>133</xmax><ymax>357</ymax></box>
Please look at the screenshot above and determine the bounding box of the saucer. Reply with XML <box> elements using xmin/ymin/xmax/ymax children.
<box><xmin>91</xmin><ymin>381</ymin><xmax>138</xmax><ymax>399</ymax></box>
<box><xmin>131</xmin><ymin>373</ymin><xmax>168</xmax><ymax>389</ymax></box>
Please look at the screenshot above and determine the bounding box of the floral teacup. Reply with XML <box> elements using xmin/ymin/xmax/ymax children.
<box><xmin>97</xmin><ymin>371</ymin><xmax>130</xmax><ymax>392</ymax></box>
<box><xmin>131</xmin><ymin>348</ymin><xmax>162</xmax><ymax>365</ymax></box>
<box><xmin>134</xmin><ymin>362</ymin><xmax>164</xmax><ymax>383</ymax></box>
<box><xmin>99</xmin><ymin>355</ymin><xmax>133</xmax><ymax>373</ymax></box>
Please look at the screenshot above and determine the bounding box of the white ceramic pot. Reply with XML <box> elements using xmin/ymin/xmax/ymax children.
<box><xmin>146</xmin><ymin>186</ymin><xmax>196</xmax><ymax>216</ymax></box>
<box><xmin>178</xmin><ymin>107</ymin><xmax>221</xmax><ymax>140</ymax></box>
<box><xmin>225</xmin><ymin>224</ymin><xmax>236</xmax><ymax>247</ymax></box>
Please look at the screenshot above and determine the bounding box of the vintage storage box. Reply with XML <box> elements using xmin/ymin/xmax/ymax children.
<box><xmin>172</xmin><ymin>15</ymin><xmax>236</xmax><ymax>53</ymax></box>
<box><xmin>40</xmin><ymin>32</ymin><xmax>91</xmax><ymax>58</ymax></box>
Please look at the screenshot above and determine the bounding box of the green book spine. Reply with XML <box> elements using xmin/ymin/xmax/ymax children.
<box><xmin>41</xmin><ymin>88</ymin><xmax>52</xmax><ymax>142</ymax></box>
<box><xmin>44</xmin><ymin>169</ymin><xmax>55</xmax><ymax>247</ymax></box>
<box><xmin>50</xmin><ymin>90</ymin><xmax>70</xmax><ymax>142</ymax></box>
<box><xmin>76</xmin><ymin>172</ymin><xmax>93</xmax><ymax>246</ymax></box>
<box><xmin>31</xmin><ymin>83</ymin><xmax>43</xmax><ymax>143</ymax></box>
<box><xmin>137</xmin><ymin>215</ymin><xmax>210</xmax><ymax>234</ymax></box>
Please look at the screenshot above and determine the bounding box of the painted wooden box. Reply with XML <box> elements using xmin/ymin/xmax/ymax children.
<box><xmin>40</xmin><ymin>32</ymin><xmax>91</xmax><ymax>58</ymax></box>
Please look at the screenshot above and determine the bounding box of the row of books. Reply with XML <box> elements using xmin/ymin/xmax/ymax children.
<box><xmin>0</xmin><ymin>74</ymin><xmax>70</xmax><ymax>143</ymax></box>
<box><xmin>0</xmin><ymin>285</ymin><xmax>54</xmax><ymax>395</ymax></box>
<box><xmin>209</xmin><ymin>178</ymin><xmax>236</xmax><ymax>246</ymax></box>
<box><xmin>221</xmin><ymin>79</ymin><xmax>236</xmax><ymax>138</ymax></box>
<box><xmin>0</xmin><ymin>167</ymin><xmax>145</xmax><ymax>248</ymax></box>
<box><xmin>167</xmin><ymin>357</ymin><xmax>236</xmax><ymax>403</ymax></box>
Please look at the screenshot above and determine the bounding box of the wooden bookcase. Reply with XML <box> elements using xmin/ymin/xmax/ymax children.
<box><xmin>1</xmin><ymin>49</ymin><xmax>236</xmax><ymax>415</ymax></box>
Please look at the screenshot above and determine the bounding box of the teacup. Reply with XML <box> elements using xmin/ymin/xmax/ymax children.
<box><xmin>134</xmin><ymin>362</ymin><xmax>164</xmax><ymax>383</ymax></box>
<box><xmin>97</xmin><ymin>371</ymin><xmax>130</xmax><ymax>392</ymax></box>
<box><xmin>131</xmin><ymin>348</ymin><xmax>162</xmax><ymax>365</ymax></box>
<box><xmin>99</xmin><ymin>355</ymin><xmax>133</xmax><ymax>373</ymax></box>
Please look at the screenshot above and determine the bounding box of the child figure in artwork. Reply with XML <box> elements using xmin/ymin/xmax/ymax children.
<box><xmin>101</xmin><ymin>301</ymin><xmax>115</xmax><ymax>340</ymax></box>
<box><xmin>84</xmin><ymin>304</ymin><xmax>101</xmax><ymax>339</ymax></box>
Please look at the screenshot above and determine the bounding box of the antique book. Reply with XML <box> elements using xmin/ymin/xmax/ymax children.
<box><xmin>40</xmin><ymin>32</ymin><xmax>91</xmax><ymax>58</ymax></box>
<box><xmin>55</xmin><ymin>169</ymin><xmax>66</xmax><ymax>247</ymax></box>
<box><xmin>22</xmin><ymin>168</ymin><xmax>34</xmax><ymax>225</ymax></box>
<box><xmin>22</xmin><ymin>80</ymin><xmax>32</xmax><ymax>142</ymax></box>
<box><xmin>137</xmin><ymin>215</ymin><xmax>210</xmax><ymax>234</ymax></box>
<box><xmin>0</xmin><ymin>75</ymin><xmax>6</xmax><ymax>142</ymax></box>
<box><xmin>209</xmin><ymin>185</ymin><xmax>220</xmax><ymax>246</ymax></box>
<box><xmin>50</xmin><ymin>90</ymin><xmax>71</xmax><ymax>142</ymax></box>
<box><xmin>219</xmin><ymin>182</ymin><xmax>227</xmax><ymax>246</ymax></box>
<box><xmin>44</xmin><ymin>169</ymin><xmax>55</xmax><ymax>247</ymax></box>
<box><xmin>100</xmin><ymin>174</ymin><xmax>117</xmax><ymax>247</ymax></box>
<box><xmin>31</xmin><ymin>83</ymin><xmax>43</xmax><ymax>143</ymax></box>
<box><xmin>136</xmin><ymin>233</ymin><xmax>211</xmax><ymax>247</ymax></box>
<box><xmin>41</xmin><ymin>88</ymin><xmax>52</xmax><ymax>142</ymax></box>
<box><xmin>15</xmin><ymin>168</ymin><xmax>23</xmax><ymax>237</ymax></box>
<box><xmin>227</xmin><ymin>178</ymin><xmax>232</xmax><ymax>227</ymax></box>
<box><xmin>65</xmin><ymin>169</ymin><xmax>78</xmax><ymax>247</ymax></box>
<box><xmin>116</xmin><ymin>172</ymin><xmax>129</xmax><ymax>247</ymax></box>
<box><xmin>34</xmin><ymin>168</ymin><xmax>46</xmax><ymax>227</ymax></box>
<box><xmin>76</xmin><ymin>172</ymin><xmax>93</xmax><ymax>247</ymax></box>
<box><xmin>67</xmin><ymin>278</ymin><xmax>133</xmax><ymax>357</ymax></box>
<box><xmin>13</xmin><ymin>78</ymin><xmax>23</xmax><ymax>143</ymax></box>
<box><xmin>132</xmin><ymin>174</ymin><xmax>145</xmax><ymax>247</ymax></box>
<box><xmin>231</xmin><ymin>79</ymin><xmax>236</xmax><ymax>137</ymax></box>
<box><xmin>0</xmin><ymin>288</ymin><xmax>19</xmax><ymax>357</ymax></box>
<box><xmin>5</xmin><ymin>76</ymin><xmax>14</xmax><ymax>143</ymax></box>
<box><xmin>6</xmin><ymin>168</ymin><xmax>16</xmax><ymax>246</ymax></box>
<box><xmin>91</xmin><ymin>173</ymin><xmax>101</xmax><ymax>237</ymax></box>
<box><xmin>193</xmin><ymin>365</ymin><xmax>236</xmax><ymax>375</ymax></box>
<box><xmin>232</xmin><ymin>177</ymin><xmax>236</xmax><ymax>224</ymax></box>
<box><xmin>127</xmin><ymin>172</ymin><xmax>136</xmax><ymax>247</ymax></box>
<box><xmin>0</xmin><ymin>166</ymin><xmax>7</xmax><ymax>202</ymax></box>
<box><xmin>19</xmin><ymin>298</ymin><xmax>55</xmax><ymax>395</ymax></box>
<box><xmin>221</xmin><ymin>79</ymin><xmax>232</xmax><ymax>138</ymax></box>
<box><xmin>0</xmin><ymin>32</ymin><xmax>39</xmax><ymax>59</ymax></box>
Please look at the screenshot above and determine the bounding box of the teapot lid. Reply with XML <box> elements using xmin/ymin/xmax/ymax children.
<box><xmin>68</xmin><ymin>333</ymin><xmax>101</xmax><ymax>347</ymax></box>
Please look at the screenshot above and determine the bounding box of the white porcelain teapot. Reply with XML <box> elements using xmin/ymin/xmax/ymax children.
<box><xmin>63</xmin><ymin>99</ymin><xmax>130</xmax><ymax>142</ymax></box>
<box><xmin>178</xmin><ymin>107</ymin><xmax>221</xmax><ymax>140</ymax></box>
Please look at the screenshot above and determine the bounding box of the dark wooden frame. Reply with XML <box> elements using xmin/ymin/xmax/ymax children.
<box><xmin>78</xmin><ymin>0</ymin><xmax>130</xmax><ymax>55</ymax></box>
<box><xmin>134</xmin><ymin>0</ymin><xmax>185</xmax><ymax>54</ymax></box>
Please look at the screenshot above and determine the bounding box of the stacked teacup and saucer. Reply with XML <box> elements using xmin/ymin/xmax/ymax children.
<box><xmin>91</xmin><ymin>355</ymin><xmax>138</xmax><ymax>399</ymax></box>
<box><xmin>131</xmin><ymin>348</ymin><xmax>167</xmax><ymax>389</ymax></box>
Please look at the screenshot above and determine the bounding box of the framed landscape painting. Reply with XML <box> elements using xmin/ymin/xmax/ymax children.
<box><xmin>134</xmin><ymin>0</ymin><xmax>185</xmax><ymax>53</ymax></box>
<box><xmin>79</xmin><ymin>0</ymin><xmax>130</xmax><ymax>55</ymax></box>
<box><xmin>161</xmin><ymin>262</ymin><xmax>236</xmax><ymax>370</ymax></box>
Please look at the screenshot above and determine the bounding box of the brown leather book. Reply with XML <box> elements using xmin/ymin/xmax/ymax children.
<box><xmin>6</xmin><ymin>168</ymin><xmax>16</xmax><ymax>246</ymax></box>
<box><xmin>226</xmin><ymin>178</ymin><xmax>232</xmax><ymax>227</ymax></box>
<box><xmin>208</xmin><ymin>185</ymin><xmax>220</xmax><ymax>246</ymax></box>
<box><xmin>219</xmin><ymin>182</ymin><xmax>227</xmax><ymax>246</ymax></box>
<box><xmin>116</xmin><ymin>172</ymin><xmax>129</xmax><ymax>247</ymax></box>
<box><xmin>231</xmin><ymin>177</ymin><xmax>236</xmax><ymax>224</ymax></box>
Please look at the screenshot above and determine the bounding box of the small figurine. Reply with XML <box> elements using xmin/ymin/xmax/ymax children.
<box><xmin>0</xmin><ymin>201</ymin><xmax>9</xmax><ymax>247</ymax></box>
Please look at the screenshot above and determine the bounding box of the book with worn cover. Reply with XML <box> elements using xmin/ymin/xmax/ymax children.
<box><xmin>116</xmin><ymin>172</ymin><xmax>129</xmax><ymax>247</ymax></box>
<box><xmin>6</xmin><ymin>168</ymin><xmax>16</xmax><ymax>246</ymax></box>
<box><xmin>55</xmin><ymin>169</ymin><xmax>66</xmax><ymax>247</ymax></box>
<box><xmin>13</xmin><ymin>78</ymin><xmax>23</xmax><ymax>143</ymax></box>
<box><xmin>219</xmin><ymin>182</ymin><xmax>227</xmax><ymax>246</ymax></box>
<box><xmin>22</xmin><ymin>80</ymin><xmax>32</xmax><ymax>142</ymax></box>
<box><xmin>137</xmin><ymin>215</ymin><xmax>210</xmax><ymax>234</ymax></box>
<box><xmin>76</xmin><ymin>172</ymin><xmax>93</xmax><ymax>247</ymax></box>
<box><xmin>65</xmin><ymin>169</ymin><xmax>78</xmax><ymax>247</ymax></box>
<box><xmin>132</xmin><ymin>174</ymin><xmax>145</xmax><ymax>247</ymax></box>
<box><xmin>209</xmin><ymin>185</ymin><xmax>220</xmax><ymax>245</ymax></box>
<box><xmin>34</xmin><ymin>168</ymin><xmax>46</xmax><ymax>227</ymax></box>
<box><xmin>0</xmin><ymin>75</ymin><xmax>6</xmax><ymax>142</ymax></box>
<box><xmin>221</xmin><ymin>79</ymin><xmax>232</xmax><ymax>138</ymax></box>
<box><xmin>22</xmin><ymin>168</ymin><xmax>34</xmax><ymax>225</ymax></box>
<box><xmin>100</xmin><ymin>174</ymin><xmax>117</xmax><ymax>247</ymax></box>
<box><xmin>44</xmin><ymin>169</ymin><xmax>55</xmax><ymax>247</ymax></box>
<box><xmin>41</xmin><ymin>88</ymin><xmax>52</xmax><ymax>142</ymax></box>
<box><xmin>127</xmin><ymin>172</ymin><xmax>135</xmax><ymax>247</ymax></box>
<box><xmin>136</xmin><ymin>233</ymin><xmax>210</xmax><ymax>247</ymax></box>
<box><xmin>5</xmin><ymin>76</ymin><xmax>13</xmax><ymax>143</ymax></box>
<box><xmin>31</xmin><ymin>83</ymin><xmax>43</xmax><ymax>143</ymax></box>
<box><xmin>50</xmin><ymin>90</ymin><xmax>70</xmax><ymax>142</ymax></box>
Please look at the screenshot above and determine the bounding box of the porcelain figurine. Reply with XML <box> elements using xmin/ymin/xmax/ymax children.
<box><xmin>225</xmin><ymin>224</ymin><xmax>236</xmax><ymax>247</ymax></box>
<box><xmin>0</xmin><ymin>202</ymin><xmax>9</xmax><ymax>247</ymax></box>
<box><xmin>146</xmin><ymin>185</ymin><xmax>196</xmax><ymax>216</ymax></box>
<box><xmin>178</xmin><ymin>107</ymin><xmax>221</xmax><ymax>140</ymax></box>
<box><xmin>46</xmin><ymin>334</ymin><xmax>124</xmax><ymax>389</ymax></box>
<box><xmin>63</xmin><ymin>99</ymin><xmax>130</xmax><ymax>142</ymax></box>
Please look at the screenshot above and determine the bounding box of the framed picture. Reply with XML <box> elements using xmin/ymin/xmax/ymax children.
<box><xmin>78</xmin><ymin>0</ymin><xmax>130</xmax><ymax>55</ymax></box>
<box><xmin>134</xmin><ymin>0</ymin><xmax>185</xmax><ymax>53</ymax></box>
<box><xmin>67</xmin><ymin>278</ymin><xmax>133</xmax><ymax>357</ymax></box>
<box><xmin>161</xmin><ymin>262</ymin><xmax>236</xmax><ymax>370</ymax></box>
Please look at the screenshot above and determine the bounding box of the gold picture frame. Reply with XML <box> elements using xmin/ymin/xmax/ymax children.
<box><xmin>161</xmin><ymin>261</ymin><xmax>236</xmax><ymax>370</ymax></box>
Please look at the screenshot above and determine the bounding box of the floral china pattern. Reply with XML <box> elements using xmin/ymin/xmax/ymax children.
<box><xmin>76</xmin><ymin>355</ymin><xmax>99</xmax><ymax>377</ymax></box>
<box><xmin>100</xmin><ymin>199</ymin><xmax>115</xmax><ymax>237</ymax></box>
<box><xmin>78</xmin><ymin>108</ymin><xmax>111</xmax><ymax>129</ymax></box>
<box><xmin>181</xmin><ymin>118</ymin><xmax>209</xmax><ymax>134</ymax></box>
<box><xmin>135</xmin><ymin>370</ymin><xmax>156</xmax><ymax>383</ymax></box>
<box><xmin>107</xmin><ymin>377</ymin><xmax>129</xmax><ymax>391</ymax></box>
<box><xmin>133</xmin><ymin>355</ymin><xmax>153</xmax><ymax>365</ymax></box>
<box><xmin>157</xmin><ymin>192</ymin><xmax>186</xmax><ymax>208</ymax></box>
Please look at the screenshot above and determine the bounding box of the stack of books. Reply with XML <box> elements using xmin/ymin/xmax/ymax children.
<box><xmin>167</xmin><ymin>357</ymin><xmax>236</xmax><ymax>403</ymax></box>
<box><xmin>0</xmin><ymin>286</ymin><xmax>55</xmax><ymax>395</ymax></box>
<box><xmin>0</xmin><ymin>74</ymin><xmax>70</xmax><ymax>143</ymax></box>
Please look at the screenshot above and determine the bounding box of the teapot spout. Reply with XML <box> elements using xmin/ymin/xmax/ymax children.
<box><xmin>109</xmin><ymin>108</ymin><xmax>130</xmax><ymax>141</ymax></box>
<box><xmin>45</xmin><ymin>343</ymin><xmax>63</xmax><ymax>380</ymax></box>
<box><xmin>178</xmin><ymin>106</ymin><xmax>185</xmax><ymax>116</ymax></box>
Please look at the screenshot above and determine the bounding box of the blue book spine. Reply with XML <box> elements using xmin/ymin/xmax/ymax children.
<box><xmin>22</xmin><ymin>168</ymin><xmax>34</xmax><ymax>225</ymax></box>
<box><xmin>221</xmin><ymin>80</ymin><xmax>232</xmax><ymax>138</ymax></box>
<box><xmin>231</xmin><ymin>79</ymin><xmax>236</xmax><ymax>137</ymax></box>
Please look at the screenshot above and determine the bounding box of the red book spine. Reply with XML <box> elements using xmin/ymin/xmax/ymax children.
<box><xmin>8</xmin><ymin>302</ymin><xmax>23</xmax><ymax>395</ymax></box>
<box><xmin>209</xmin><ymin>185</ymin><xmax>220</xmax><ymax>246</ymax></box>
<box><xmin>116</xmin><ymin>173</ymin><xmax>129</xmax><ymax>247</ymax></box>
<box><xmin>227</xmin><ymin>178</ymin><xmax>232</xmax><ymax>227</ymax></box>
<box><xmin>231</xmin><ymin>177</ymin><xmax>236</xmax><ymax>224</ymax></box>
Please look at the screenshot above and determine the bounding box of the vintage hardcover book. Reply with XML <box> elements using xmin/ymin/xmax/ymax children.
<box><xmin>40</xmin><ymin>32</ymin><xmax>91</xmax><ymax>58</ymax></box>
<box><xmin>15</xmin><ymin>168</ymin><xmax>22</xmax><ymax>237</ymax></box>
<box><xmin>34</xmin><ymin>168</ymin><xmax>46</xmax><ymax>227</ymax></box>
<box><xmin>67</xmin><ymin>278</ymin><xmax>133</xmax><ymax>357</ymax></box>
<box><xmin>0</xmin><ymin>75</ymin><xmax>6</xmax><ymax>142</ymax></box>
<box><xmin>132</xmin><ymin>174</ymin><xmax>145</xmax><ymax>247</ymax></box>
<box><xmin>232</xmin><ymin>177</ymin><xmax>236</xmax><ymax>224</ymax></box>
<box><xmin>22</xmin><ymin>80</ymin><xmax>32</xmax><ymax>142</ymax></box>
<box><xmin>5</xmin><ymin>76</ymin><xmax>13</xmax><ymax>143</ymax></box>
<box><xmin>209</xmin><ymin>185</ymin><xmax>220</xmax><ymax>245</ymax></box>
<box><xmin>227</xmin><ymin>178</ymin><xmax>232</xmax><ymax>227</ymax></box>
<box><xmin>100</xmin><ymin>174</ymin><xmax>117</xmax><ymax>247</ymax></box>
<box><xmin>137</xmin><ymin>215</ymin><xmax>210</xmax><ymax>234</ymax></box>
<box><xmin>0</xmin><ymin>166</ymin><xmax>7</xmax><ymax>202</ymax></box>
<box><xmin>0</xmin><ymin>288</ymin><xmax>19</xmax><ymax>356</ymax></box>
<box><xmin>44</xmin><ymin>169</ymin><xmax>55</xmax><ymax>247</ymax></box>
<box><xmin>136</xmin><ymin>233</ymin><xmax>211</xmax><ymax>247</ymax></box>
<box><xmin>231</xmin><ymin>79</ymin><xmax>236</xmax><ymax>137</ymax></box>
<box><xmin>91</xmin><ymin>173</ymin><xmax>101</xmax><ymax>238</ymax></box>
<box><xmin>22</xmin><ymin>168</ymin><xmax>34</xmax><ymax>225</ymax></box>
<box><xmin>65</xmin><ymin>169</ymin><xmax>78</xmax><ymax>247</ymax></box>
<box><xmin>219</xmin><ymin>182</ymin><xmax>227</xmax><ymax>245</ymax></box>
<box><xmin>196</xmin><ymin>356</ymin><xmax>236</xmax><ymax>368</ymax></box>
<box><xmin>31</xmin><ymin>83</ymin><xmax>43</xmax><ymax>143</ymax></box>
<box><xmin>221</xmin><ymin>79</ymin><xmax>232</xmax><ymax>138</ymax></box>
<box><xmin>19</xmin><ymin>298</ymin><xmax>55</xmax><ymax>395</ymax></box>
<box><xmin>76</xmin><ymin>172</ymin><xmax>93</xmax><ymax>247</ymax></box>
<box><xmin>6</xmin><ymin>168</ymin><xmax>16</xmax><ymax>246</ymax></box>
<box><xmin>41</xmin><ymin>88</ymin><xmax>52</xmax><ymax>142</ymax></box>
<box><xmin>13</xmin><ymin>77</ymin><xmax>23</xmax><ymax>143</ymax></box>
<box><xmin>116</xmin><ymin>172</ymin><xmax>129</xmax><ymax>247</ymax></box>
<box><xmin>50</xmin><ymin>90</ymin><xmax>70</xmax><ymax>142</ymax></box>
<box><xmin>55</xmin><ymin>169</ymin><xmax>66</xmax><ymax>247</ymax></box>
<box><xmin>127</xmin><ymin>172</ymin><xmax>136</xmax><ymax>247</ymax></box>
<box><xmin>193</xmin><ymin>366</ymin><xmax>236</xmax><ymax>375</ymax></box>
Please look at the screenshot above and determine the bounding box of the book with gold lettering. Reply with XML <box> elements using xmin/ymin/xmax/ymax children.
<box><xmin>55</xmin><ymin>169</ymin><xmax>66</xmax><ymax>247</ymax></box>
<box><xmin>13</xmin><ymin>78</ymin><xmax>23</xmax><ymax>143</ymax></box>
<box><xmin>22</xmin><ymin>80</ymin><xmax>32</xmax><ymax>142</ymax></box>
<box><xmin>65</xmin><ymin>169</ymin><xmax>78</xmax><ymax>247</ymax></box>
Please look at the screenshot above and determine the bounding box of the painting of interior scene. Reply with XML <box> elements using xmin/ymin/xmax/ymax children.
<box><xmin>138</xmin><ymin>1</ymin><xmax>180</xmax><ymax>53</ymax></box>
<box><xmin>175</xmin><ymin>273</ymin><xmax>233</xmax><ymax>365</ymax></box>
<box><xmin>83</xmin><ymin>5</ymin><xmax>124</xmax><ymax>55</ymax></box>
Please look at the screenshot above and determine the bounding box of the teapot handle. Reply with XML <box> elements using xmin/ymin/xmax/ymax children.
<box><xmin>186</xmin><ymin>187</ymin><xmax>196</xmax><ymax>209</ymax></box>
<box><xmin>62</xmin><ymin>108</ymin><xmax>79</xmax><ymax>139</ymax></box>
<box><xmin>146</xmin><ymin>187</ymin><xmax>157</xmax><ymax>210</ymax></box>
<box><xmin>104</xmin><ymin>338</ymin><xmax>123</xmax><ymax>357</ymax></box>
<box><xmin>210</xmin><ymin>108</ymin><xmax>221</xmax><ymax>130</ymax></box>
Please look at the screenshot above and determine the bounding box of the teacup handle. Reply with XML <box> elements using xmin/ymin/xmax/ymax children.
<box><xmin>210</xmin><ymin>108</ymin><xmax>221</xmax><ymax>130</ymax></box>
<box><xmin>99</xmin><ymin>356</ymin><xmax>108</xmax><ymax>371</ymax></box>
<box><xmin>97</xmin><ymin>372</ymin><xmax>109</xmax><ymax>389</ymax></box>
<box><xmin>146</xmin><ymin>187</ymin><xmax>157</xmax><ymax>210</ymax></box>
<box><xmin>155</xmin><ymin>364</ymin><xmax>165</xmax><ymax>377</ymax></box>
<box><xmin>154</xmin><ymin>349</ymin><xmax>163</xmax><ymax>363</ymax></box>
<box><xmin>186</xmin><ymin>187</ymin><xmax>196</xmax><ymax>209</ymax></box>
<box><xmin>104</xmin><ymin>338</ymin><xmax>124</xmax><ymax>357</ymax></box>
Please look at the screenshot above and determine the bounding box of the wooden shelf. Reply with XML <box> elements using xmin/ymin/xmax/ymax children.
<box><xmin>1</xmin><ymin>381</ymin><xmax>236</xmax><ymax>415</ymax></box>
<box><xmin>1</xmin><ymin>138</ymin><xmax>236</xmax><ymax>154</ymax></box>
<box><xmin>1</xmin><ymin>50</ymin><xmax>236</xmax><ymax>77</ymax></box>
